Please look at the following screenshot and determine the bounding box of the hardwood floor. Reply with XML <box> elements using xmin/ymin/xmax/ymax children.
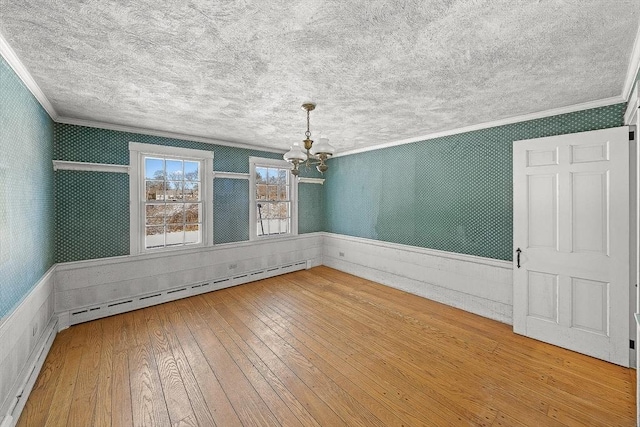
<box><xmin>17</xmin><ymin>266</ymin><xmax>636</xmax><ymax>426</ymax></box>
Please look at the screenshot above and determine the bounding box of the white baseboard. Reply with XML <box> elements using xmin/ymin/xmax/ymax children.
<box><xmin>322</xmin><ymin>233</ymin><xmax>514</xmax><ymax>324</ymax></box>
<box><xmin>2</xmin><ymin>231</ymin><xmax>517</xmax><ymax>426</ymax></box>
<box><xmin>56</xmin><ymin>233</ymin><xmax>324</xmax><ymax>327</ymax></box>
<box><xmin>0</xmin><ymin>267</ymin><xmax>56</xmax><ymax>427</ymax></box>
<box><xmin>58</xmin><ymin>260</ymin><xmax>310</xmax><ymax>327</ymax></box>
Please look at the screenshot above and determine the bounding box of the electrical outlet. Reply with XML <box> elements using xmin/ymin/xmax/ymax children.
<box><xmin>339</xmin><ymin>252</ymin><xmax>345</xmax><ymax>257</ymax></box>
<box><xmin>229</xmin><ymin>263</ymin><xmax>237</xmax><ymax>269</ymax></box>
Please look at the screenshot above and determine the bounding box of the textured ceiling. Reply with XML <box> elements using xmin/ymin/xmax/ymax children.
<box><xmin>1</xmin><ymin>1</ymin><xmax>638</xmax><ymax>153</ymax></box>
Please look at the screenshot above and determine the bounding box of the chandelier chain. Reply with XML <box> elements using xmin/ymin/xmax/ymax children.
<box><xmin>305</xmin><ymin>108</ymin><xmax>311</xmax><ymax>139</ymax></box>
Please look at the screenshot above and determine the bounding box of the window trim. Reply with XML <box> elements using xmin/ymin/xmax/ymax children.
<box><xmin>129</xmin><ymin>142</ymin><xmax>214</xmax><ymax>255</ymax></box>
<box><xmin>249</xmin><ymin>156</ymin><xmax>298</xmax><ymax>241</ymax></box>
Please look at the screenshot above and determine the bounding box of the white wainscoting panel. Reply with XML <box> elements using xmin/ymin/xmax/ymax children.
<box><xmin>322</xmin><ymin>233</ymin><xmax>514</xmax><ymax>324</ymax></box>
<box><xmin>56</xmin><ymin>233</ymin><xmax>323</xmax><ymax>327</ymax></box>
<box><xmin>0</xmin><ymin>266</ymin><xmax>57</xmax><ymax>427</ymax></box>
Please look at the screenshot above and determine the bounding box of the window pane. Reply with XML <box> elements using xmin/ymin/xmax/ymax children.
<box><xmin>145</xmin><ymin>226</ymin><xmax>165</xmax><ymax>249</ymax></box>
<box><xmin>145</xmin><ymin>158</ymin><xmax>164</xmax><ymax>180</ymax></box>
<box><xmin>273</xmin><ymin>202</ymin><xmax>289</xmax><ymax>219</ymax></box>
<box><xmin>256</xmin><ymin>167</ymin><xmax>267</xmax><ymax>184</ymax></box>
<box><xmin>184</xmin><ymin>182</ymin><xmax>199</xmax><ymax>201</ymax></box>
<box><xmin>252</xmin><ymin>162</ymin><xmax>294</xmax><ymax>238</ymax></box>
<box><xmin>185</xmin><ymin>224</ymin><xmax>200</xmax><ymax>244</ymax></box>
<box><xmin>272</xmin><ymin>217</ymin><xmax>281</xmax><ymax>234</ymax></box>
<box><xmin>185</xmin><ymin>203</ymin><xmax>200</xmax><ymax>224</ymax></box>
<box><xmin>145</xmin><ymin>204</ymin><xmax>165</xmax><ymax>225</ymax></box>
<box><xmin>166</xmin><ymin>159</ymin><xmax>183</xmax><ymax>180</ymax></box>
<box><xmin>276</xmin><ymin>169</ymin><xmax>287</xmax><ymax>185</ymax></box>
<box><xmin>261</xmin><ymin>202</ymin><xmax>274</xmax><ymax>218</ymax></box>
<box><xmin>267</xmin><ymin>168</ymin><xmax>278</xmax><ymax>184</ymax></box>
<box><xmin>146</xmin><ymin>181</ymin><xmax>165</xmax><ymax>201</ymax></box>
<box><xmin>278</xmin><ymin>185</ymin><xmax>288</xmax><ymax>201</ymax></box>
<box><xmin>166</xmin><ymin>224</ymin><xmax>184</xmax><ymax>246</ymax></box>
<box><xmin>267</xmin><ymin>185</ymin><xmax>277</xmax><ymax>201</ymax></box>
<box><xmin>166</xmin><ymin>204</ymin><xmax>185</xmax><ymax>223</ymax></box>
<box><xmin>166</xmin><ymin>181</ymin><xmax>183</xmax><ymax>200</ymax></box>
<box><xmin>184</xmin><ymin>161</ymin><xmax>199</xmax><ymax>181</ymax></box>
<box><xmin>256</xmin><ymin>184</ymin><xmax>267</xmax><ymax>200</ymax></box>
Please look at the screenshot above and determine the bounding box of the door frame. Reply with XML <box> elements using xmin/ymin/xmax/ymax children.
<box><xmin>624</xmin><ymin>83</ymin><xmax>639</xmax><ymax>425</ymax></box>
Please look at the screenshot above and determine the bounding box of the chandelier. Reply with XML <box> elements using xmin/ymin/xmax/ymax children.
<box><xmin>283</xmin><ymin>102</ymin><xmax>336</xmax><ymax>175</ymax></box>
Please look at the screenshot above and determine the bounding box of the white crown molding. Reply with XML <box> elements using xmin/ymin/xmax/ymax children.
<box><xmin>298</xmin><ymin>177</ymin><xmax>325</xmax><ymax>185</ymax></box>
<box><xmin>213</xmin><ymin>171</ymin><xmax>250</xmax><ymax>180</ymax></box>
<box><xmin>52</xmin><ymin>160</ymin><xmax>129</xmax><ymax>173</ymax></box>
<box><xmin>0</xmin><ymin>30</ymin><xmax>58</xmax><ymax>120</ymax></box>
<box><xmin>622</xmin><ymin>18</ymin><xmax>640</xmax><ymax>101</ymax></box>
<box><xmin>333</xmin><ymin>96</ymin><xmax>624</xmax><ymax>158</ymax></box>
<box><xmin>57</xmin><ymin>116</ymin><xmax>286</xmax><ymax>154</ymax></box>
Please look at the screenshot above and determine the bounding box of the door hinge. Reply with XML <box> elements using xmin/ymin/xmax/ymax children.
<box><xmin>630</xmin><ymin>131</ymin><xmax>635</xmax><ymax>141</ymax></box>
<box><xmin>630</xmin><ymin>339</ymin><xmax>635</xmax><ymax>350</ymax></box>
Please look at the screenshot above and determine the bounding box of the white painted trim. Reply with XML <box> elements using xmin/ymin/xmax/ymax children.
<box><xmin>129</xmin><ymin>141</ymin><xmax>215</xmax><ymax>160</ymax></box>
<box><xmin>0</xmin><ymin>30</ymin><xmax>58</xmax><ymax>121</ymax></box>
<box><xmin>1</xmin><ymin>318</ymin><xmax>57</xmax><ymax>427</ymax></box>
<box><xmin>625</xmin><ymin>85</ymin><xmax>639</xmax><ymax>126</ymax></box>
<box><xmin>248</xmin><ymin>156</ymin><xmax>293</xmax><ymax>169</ymax></box>
<box><xmin>52</xmin><ymin>160</ymin><xmax>129</xmax><ymax>173</ymax></box>
<box><xmin>249</xmin><ymin>157</ymin><xmax>298</xmax><ymax>241</ymax></box>
<box><xmin>58</xmin><ymin>262</ymin><xmax>310</xmax><ymax>327</ymax></box>
<box><xmin>54</xmin><ymin>233</ymin><xmax>323</xmax><ymax>323</ymax></box>
<box><xmin>334</xmin><ymin>96</ymin><xmax>624</xmax><ymax>158</ymax></box>
<box><xmin>214</xmin><ymin>171</ymin><xmax>250</xmax><ymax>180</ymax></box>
<box><xmin>56</xmin><ymin>232</ymin><xmax>323</xmax><ymax>271</ymax></box>
<box><xmin>58</xmin><ymin>116</ymin><xmax>286</xmax><ymax>154</ymax></box>
<box><xmin>322</xmin><ymin>232</ymin><xmax>511</xmax><ymax>269</ymax></box>
<box><xmin>0</xmin><ymin>265</ymin><xmax>56</xmax><ymax>427</ymax></box>
<box><xmin>298</xmin><ymin>177</ymin><xmax>325</xmax><ymax>185</ymax></box>
<box><xmin>0</xmin><ymin>265</ymin><xmax>55</xmax><ymax>329</ymax></box>
<box><xmin>322</xmin><ymin>233</ymin><xmax>513</xmax><ymax>324</ymax></box>
<box><xmin>128</xmin><ymin>142</ymin><xmax>214</xmax><ymax>255</ymax></box>
<box><xmin>622</xmin><ymin>21</ymin><xmax>640</xmax><ymax>102</ymax></box>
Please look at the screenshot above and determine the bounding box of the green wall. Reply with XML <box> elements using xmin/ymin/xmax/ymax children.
<box><xmin>54</xmin><ymin>124</ymin><xmax>323</xmax><ymax>262</ymax></box>
<box><xmin>323</xmin><ymin>103</ymin><xmax>626</xmax><ymax>261</ymax></box>
<box><xmin>0</xmin><ymin>56</ymin><xmax>55</xmax><ymax>318</ymax></box>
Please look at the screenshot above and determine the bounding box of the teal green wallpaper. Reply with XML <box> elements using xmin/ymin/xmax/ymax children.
<box><xmin>324</xmin><ymin>103</ymin><xmax>626</xmax><ymax>261</ymax></box>
<box><xmin>54</xmin><ymin>124</ymin><xmax>283</xmax><ymax>173</ymax></box>
<box><xmin>214</xmin><ymin>178</ymin><xmax>249</xmax><ymax>244</ymax></box>
<box><xmin>55</xmin><ymin>171</ymin><xmax>129</xmax><ymax>262</ymax></box>
<box><xmin>0</xmin><ymin>56</ymin><xmax>55</xmax><ymax>318</ymax></box>
<box><xmin>54</xmin><ymin>124</ymin><xmax>323</xmax><ymax>262</ymax></box>
<box><xmin>299</xmin><ymin>182</ymin><xmax>325</xmax><ymax>234</ymax></box>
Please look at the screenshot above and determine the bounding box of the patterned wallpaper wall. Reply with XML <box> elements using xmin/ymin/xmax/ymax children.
<box><xmin>54</xmin><ymin>124</ymin><xmax>323</xmax><ymax>262</ymax></box>
<box><xmin>0</xmin><ymin>56</ymin><xmax>55</xmax><ymax>318</ymax></box>
<box><xmin>323</xmin><ymin>103</ymin><xmax>627</xmax><ymax>261</ymax></box>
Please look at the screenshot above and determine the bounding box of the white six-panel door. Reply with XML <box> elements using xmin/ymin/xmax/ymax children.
<box><xmin>513</xmin><ymin>126</ymin><xmax>630</xmax><ymax>366</ymax></box>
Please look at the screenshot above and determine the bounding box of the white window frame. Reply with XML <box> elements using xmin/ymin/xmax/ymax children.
<box><xmin>249</xmin><ymin>157</ymin><xmax>298</xmax><ymax>241</ymax></box>
<box><xmin>129</xmin><ymin>142</ymin><xmax>214</xmax><ymax>255</ymax></box>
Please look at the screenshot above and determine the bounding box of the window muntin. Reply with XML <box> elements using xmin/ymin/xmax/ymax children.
<box><xmin>250</xmin><ymin>157</ymin><xmax>297</xmax><ymax>240</ymax></box>
<box><xmin>129</xmin><ymin>142</ymin><xmax>213</xmax><ymax>255</ymax></box>
<box><xmin>143</xmin><ymin>156</ymin><xmax>202</xmax><ymax>249</ymax></box>
<box><xmin>255</xmin><ymin>166</ymin><xmax>291</xmax><ymax>236</ymax></box>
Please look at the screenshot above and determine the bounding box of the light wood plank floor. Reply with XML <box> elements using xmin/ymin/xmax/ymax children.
<box><xmin>18</xmin><ymin>266</ymin><xmax>635</xmax><ymax>426</ymax></box>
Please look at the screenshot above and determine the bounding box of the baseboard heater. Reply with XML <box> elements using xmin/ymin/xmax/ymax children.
<box><xmin>64</xmin><ymin>261</ymin><xmax>308</xmax><ymax>327</ymax></box>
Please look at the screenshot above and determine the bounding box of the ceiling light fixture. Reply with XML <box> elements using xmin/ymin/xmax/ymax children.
<box><xmin>283</xmin><ymin>102</ymin><xmax>335</xmax><ymax>176</ymax></box>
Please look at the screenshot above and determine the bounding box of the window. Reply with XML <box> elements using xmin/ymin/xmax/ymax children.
<box><xmin>249</xmin><ymin>157</ymin><xmax>297</xmax><ymax>240</ymax></box>
<box><xmin>129</xmin><ymin>142</ymin><xmax>213</xmax><ymax>254</ymax></box>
